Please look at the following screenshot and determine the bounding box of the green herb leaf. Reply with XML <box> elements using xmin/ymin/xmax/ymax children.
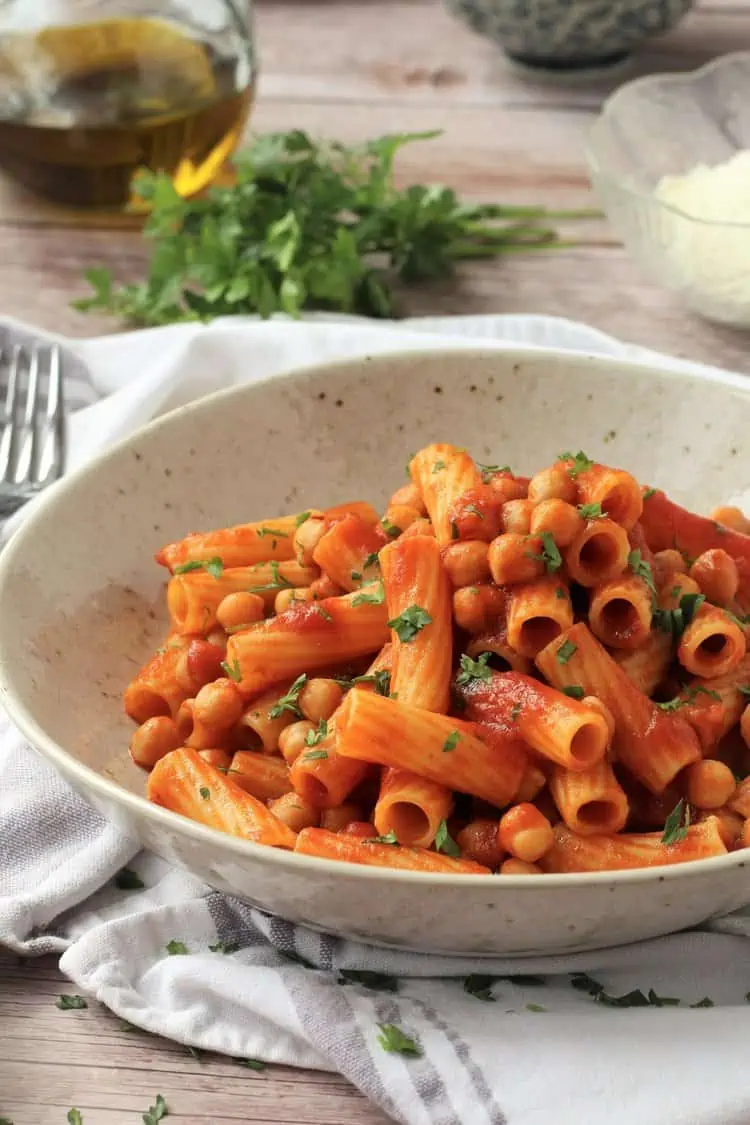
<box><xmin>455</xmin><ymin>651</ymin><xmax>493</xmax><ymax>687</ymax></box>
<box><xmin>142</xmin><ymin>1093</ymin><xmax>169</xmax><ymax>1124</ymax></box>
<box><xmin>558</xmin><ymin>450</ymin><xmax>593</xmax><ymax>478</ymax></box>
<box><xmin>305</xmin><ymin>719</ymin><xmax>328</xmax><ymax>747</ymax></box>
<box><xmin>577</xmin><ymin>502</ymin><xmax>604</xmax><ymax>520</ymax></box>
<box><xmin>209</xmin><ymin>941</ymin><xmax>241</xmax><ymax>954</ymax></box>
<box><xmin>303</xmin><ymin>749</ymin><xmax>329</xmax><ymax>761</ymax></box>
<box><xmin>115</xmin><ymin>867</ymin><xmax>145</xmax><ymax>890</ymax></box>
<box><xmin>442</xmin><ymin>730</ymin><xmax>461</xmax><ymax>752</ymax></box>
<box><xmin>166</xmin><ymin>940</ymin><xmax>189</xmax><ymax>956</ymax></box>
<box><xmin>510</xmin><ymin>702</ymin><xmax>522</xmax><ymax>721</ymax></box>
<box><xmin>435</xmin><ymin>818</ymin><xmax>461</xmax><ymax>857</ymax></box>
<box><xmin>555</xmin><ymin>587</ymin><xmax>567</xmax><ymax>600</ymax></box>
<box><xmin>656</xmin><ymin>685</ymin><xmax>721</xmax><ymax>713</ymax></box>
<box><xmin>0</xmin><ymin>1118</ymin><xmax>15</xmax><ymax>1125</ymax></box>
<box><xmin>654</xmin><ymin>592</ymin><xmax>706</xmax><ymax>642</ymax></box>
<box><xmin>199</xmin><ymin>786</ymin><xmax>211</xmax><ymax>800</ymax></box>
<box><xmin>257</xmin><ymin>527</ymin><xmax>289</xmax><ymax>539</ymax></box>
<box><xmin>525</xmin><ymin>1003</ymin><xmax>547</xmax><ymax>1012</ymax></box>
<box><xmin>268</xmin><ymin>673</ymin><xmax>307</xmax><ymax>719</ymax></box>
<box><xmin>221</xmin><ymin>658</ymin><xmax>242</xmax><ymax>683</ymax></box>
<box><xmin>352</xmin><ymin>582</ymin><xmax>386</xmax><ymax>607</ymax></box>
<box><xmin>67</xmin><ymin>1112</ymin><xmax>83</xmax><ymax>1125</ymax></box>
<box><xmin>432</xmin><ymin>460</ymin><xmax>447</xmax><ymax>473</ymax></box>
<box><xmin>295</xmin><ymin>511</ymin><xmax>312</xmax><ymax>527</ymax></box>
<box><xmin>381</xmin><ymin>518</ymin><xmax>401</xmax><ymax>538</ymax></box>
<box><xmin>562</xmin><ymin>685</ymin><xmax>584</xmax><ymax>700</ymax></box>
<box><xmin>388</xmin><ymin>604</ymin><xmax>432</xmax><ymax>643</ymax></box>
<box><xmin>627</xmin><ymin>549</ymin><xmax>657</xmax><ymax>601</ymax></box>
<box><xmin>56</xmin><ymin>994</ymin><xmax>87</xmax><ymax>1010</ymax></box>
<box><xmin>314</xmin><ymin>604</ymin><xmax>334</xmax><ymax>622</ymax></box>
<box><xmin>362</xmin><ymin>551</ymin><xmax>381</xmax><ymax>570</ymax></box>
<box><xmin>661</xmin><ymin>798</ymin><xmax>691</xmax><ymax>846</ymax></box>
<box><xmin>338</xmin><ymin>970</ymin><xmax>399</xmax><ymax>992</ymax></box>
<box><xmin>248</xmin><ymin>560</ymin><xmax>295</xmax><ymax>593</ymax></box>
<box><xmin>643</xmin><ymin>488</ymin><xmax>657</xmax><ymax>501</ymax></box>
<box><xmin>556</xmin><ymin>639</ymin><xmax>577</xmax><ymax>666</ymax></box>
<box><xmin>527</xmin><ymin>530</ymin><xmax>562</xmax><ymax>574</ymax></box>
<box><xmin>465</xmin><ymin>503</ymin><xmax>485</xmax><ymax>519</ymax></box>
<box><xmin>690</xmin><ymin>997</ymin><xmax>715</xmax><ymax>1008</ymax></box>
<box><xmin>477</xmin><ymin>462</ymin><xmax>511</xmax><ymax>483</ymax></box>
<box><xmin>234</xmin><ymin>1057</ymin><xmax>266</xmax><ymax>1070</ymax></box>
<box><xmin>350</xmin><ymin>570</ymin><xmax>362</xmax><ymax>582</ymax></box>
<box><xmin>463</xmin><ymin>974</ymin><xmax>497</xmax><ymax>1002</ymax></box>
<box><xmin>450</xmin><ymin>520</ymin><xmax>460</xmax><ymax>540</ymax></box>
<box><xmin>174</xmin><ymin>556</ymin><xmax>224</xmax><ymax>579</ymax></box>
<box><xmin>739</xmin><ymin>685</ymin><xmax>750</xmax><ymax>698</ymax></box>
<box><xmin>376</xmin><ymin>1023</ymin><xmax>422</xmax><ymax>1057</ymax></box>
<box><xmin>366</xmin><ymin>830</ymin><xmax>399</xmax><ymax>846</ymax></box>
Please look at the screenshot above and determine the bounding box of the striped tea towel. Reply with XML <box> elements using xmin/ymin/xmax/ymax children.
<box><xmin>2</xmin><ymin>313</ymin><xmax>750</xmax><ymax>1125</ymax></box>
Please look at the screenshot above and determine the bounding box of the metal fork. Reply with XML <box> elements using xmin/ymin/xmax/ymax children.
<box><xmin>0</xmin><ymin>343</ymin><xmax>66</xmax><ymax>516</ymax></box>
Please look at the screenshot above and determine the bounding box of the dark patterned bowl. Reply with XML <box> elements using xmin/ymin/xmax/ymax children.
<box><xmin>446</xmin><ymin>0</ymin><xmax>695</xmax><ymax>69</ymax></box>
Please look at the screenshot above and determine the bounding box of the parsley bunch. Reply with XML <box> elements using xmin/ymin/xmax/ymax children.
<box><xmin>74</xmin><ymin>130</ymin><xmax>590</xmax><ymax>325</ymax></box>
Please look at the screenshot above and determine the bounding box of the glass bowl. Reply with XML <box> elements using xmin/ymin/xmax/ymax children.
<box><xmin>585</xmin><ymin>52</ymin><xmax>750</xmax><ymax>329</ymax></box>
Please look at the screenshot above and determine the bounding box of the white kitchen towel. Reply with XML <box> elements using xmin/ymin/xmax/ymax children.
<box><xmin>2</xmin><ymin>313</ymin><xmax>750</xmax><ymax>1125</ymax></box>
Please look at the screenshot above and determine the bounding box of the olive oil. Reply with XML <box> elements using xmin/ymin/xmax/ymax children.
<box><xmin>0</xmin><ymin>18</ymin><xmax>254</xmax><ymax>207</ymax></box>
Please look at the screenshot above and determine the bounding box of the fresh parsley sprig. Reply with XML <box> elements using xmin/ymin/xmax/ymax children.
<box><xmin>74</xmin><ymin>131</ymin><xmax>590</xmax><ymax>325</ymax></box>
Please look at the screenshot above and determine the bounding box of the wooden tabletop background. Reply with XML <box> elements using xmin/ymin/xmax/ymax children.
<box><xmin>2</xmin><ymin>1</ymin><xmax>750</xmax><ymax>1122</ymax></box>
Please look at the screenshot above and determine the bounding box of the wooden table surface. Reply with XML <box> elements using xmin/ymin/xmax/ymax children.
<box><xmin>2</xmin><ymin>1</ymin><xmax>749</xmax><ymax>1122</ymax></box>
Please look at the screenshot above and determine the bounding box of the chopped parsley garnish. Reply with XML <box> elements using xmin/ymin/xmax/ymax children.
<box><xmin>570</xmin><ymin>972</ymin><xmax>679</xmax><ymax>1009</ymax></box>
<box><xmin>174</xmin><ymin>556</ymin><xmax>224</xmax><ymax>578</ymax></box>
<box><xmin>627</xmin><ymin>549</ymin><xmax>657</xmax><ymax>601</ymax></box>
<box><xmin>67</xmin><ymin>1112</ymin><xmax>83</xmax><ymax>1125</ymax></box>
<box><xmin>209</xmin><ymin>941</ymin><xmax>241</xmax><ymax>954</ymax></box>
<box><xmin>305</xmin><ymin>719</ymin><xmax>328</xmax><ymax>746</ymax></box>
<box><xmin>510</xmin><ymin>703</ymin><xmax>522</xmax><ymax>721</ymax></box>
<box><xmin>366</xmin><ymin>830</ymin><xmax>398</xmax><ymax>845</ymax></box>
<box><xmin>465</xmin><ymin>503</ymin><xmax>485</xmax><ymax>519</ymax></box>
<box><xmin>450</xmin><ymin>520</ymin><xmax>460</xmax><ymax>540</ymax></box>
<box><xmin>303</xmin><ymin>749</ymin><xmax>329</xmax><ymax>761</ymax></box>
<box><xmin>248</xmin><ymin>560</ymin><xmax>295</xmax><ymax>592</ymax></box>
<box><xmin>643</xmin><ymin>488</ymin><xmax>656</xmax><ymax>501</ymax></box>
<box><xmin>142</xmin><ymin>1094</ymin><xmax>169</xmax><ymax>1124</ymax></box>
<box><xmin>257</xmin><ymin>527</ymin><xmax>289</xmax><ymax>539</ymax></box>
<box><xmin>334</xmin><ymin>670</ymin><xmax>392</xmax><ymax>695</ymax></box>
<box><xmin>432</xmin><ymin>459</ymin><xmax>447</xmax><ymax>473</ymax></box>
<box><xmin>381</xmin><ymin>518</ymin><xmax>400</xmax><ymax>538</ymax></box>
<box><xmin>661</xmin><ymin>798</ymin><xmax>691</xmax><ymax>846</ymax></box>
<box><xmin>234</xmin><ymin>1058</ymin><xmax>266</xmax><ymax>1070</ymax></box>
<box><xmin>295</xmin><ymin>510</ymin><xmax>312</xmax><ymax>527</ymax></box>
<box><xmin>690</xmin><ymin>997</ymin><xmax>715</xmax><ymax>1008</ymax></box>
<box><xmin>442</xmin><ymin>730</ymin><xmax>461</xmax><ymax>752</ymax></box>
<box><xmin>388</xmin><ymin>604</ymin><xmax>433</xmax><ymax>642</ymax></box>
<box><xmin>654</xmin><ymin>592</ymin><xmax>706</xmax><ymax>641</ymax></box>
<box><xmin>455</xmin><ymin>651</ymin><xmax>493</xmax><ymax>686</ymax></box>
<box><xmin>739</xmin><ymin>685</ymin><xmax>750</xmax><ymax>698</ymax></box>
<box><xmin>199</xmin><ymin>786</ymin><xmax>211</xmax><ymax>800</ymax></box>
<box><xmin>166</xmin><ymin>940</ymin><xmax>189</xmax><ymax>956</ymax></box>
<box><xmin>435</xmin><ymin>818</ymin><xmax>461</xmax><ymax>857</ymax></box>
<box><xmin>115</xmin><ymin>867</ymin><xmax>145</xmax><ymax>890</ymax></box>
<box><xmin>555</xmin><ymin>587</ymin><xmax>567</xmax><ymax>600</ymax></box>
<box><xmin>269</xmin><ymin>673</ymin><xmax>307</xmax><ymax>719</ymax></box>
<box><xmin>725</xmin><ymin>609</ymin><xmax>750</xmax><ymax>627</ymax></box>
<box><xmin>477</xmin><ymin>462</ymin><xmax>511</xmax><ymax>483</ymax></box>
<box><xmin>221</xmin><ymin>658</ymin><xmax>242</xmax><ymax>682</ymax></box>
<box><xmin>578</xmin><ymin>502</ymin><xmax>604</xmax><ymax>520</ymax></box>
<box><xmin>56</xmin><ymin>994</ymin><xmax>87</xmax><ymax>1010</ymax></box>
<box><xmin>656</xmin><ymin>685</ymin><xmax>721</xmax><ymax>713</ymax></box>
<box><xmin>463</xmin><ymin>974</ymin><xmax>497</xmax><ymax>1002</ymax></box>
<box><xmin>525</xmin><ymin>1003</ymin><xmax>547</xmax><ymax>1013</ymax></box>
<box><xmin>527</xmin><ymin>530</ymin><xmax>562</xmax><ymax>573</ymax></box>
<box><xmin>314</xmin><ymin>605</ymin><xmax>333</xmax><ymax>622</ymax></box>
<box><xmin>558</xmin><ymin>450</ymin><xmax>593</xmax><ymax>478</ymax></box>
<box><xmin>562</xmin><ymin>685</ymin><xmax>584</xmax><ymax>700</ymax></box>
<box><xmin>376</xmin><ymin>1024</ymin><xmax>422</xmax><ymax>1057</ymax></box>
<box><xmin>350</xmin><ymin>570</ymin><xmax>362</xmax><ymax>582</ymax></box>
<box><xmin>338</xmin><ymin>970</ymin><xmax>400</xmax><ymax>992</ymax></box>
<box><xmin>362</xmin><ymin>551</ymin><xmax>381</xmax><ymax>570</ymax></box>
<box><xmin>352</xmin><ymin>582</ymin><xmax>386</xmax><ymax>607</ymax></box>
<box><xmin>556</xmin><ymin>639</ymin><xmax>577</xmax><ymax>665</ymax></box>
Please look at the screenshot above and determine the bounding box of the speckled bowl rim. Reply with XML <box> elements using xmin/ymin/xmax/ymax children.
<box><xmin>3</xmin><ymin>343</ymin><xmax>750</xmax><ymax>891</ymax></box>
<box><xmin>586</xmin><ymin>50</ymin><xmax>750</xmax><ymax>230</ymax></box>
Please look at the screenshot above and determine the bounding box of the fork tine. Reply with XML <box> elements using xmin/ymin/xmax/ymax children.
<box><xmin>14</xmin><ymin>346</ymin><xmax>40</xmax><ymax>486</ymax></box>
<box><xmin>37</xmin><ymin>346</ymin><xmax>66</xmax><ymax>485</ymax></box>
<box><xmin>0</xmin><ymin>345</ymin><xmax>21</xmax><ymax>482</ymax></box>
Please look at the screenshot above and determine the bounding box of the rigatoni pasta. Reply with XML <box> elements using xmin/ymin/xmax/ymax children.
<box><xmin>125</xmin><ymin>444</ymin><xmax>750</xmax><ymax>874</ymax></box>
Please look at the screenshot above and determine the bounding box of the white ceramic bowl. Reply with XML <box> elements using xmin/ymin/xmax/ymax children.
<box><xmin>3</xmin><ymin>346</ymin><xmax>750</xmax><ymax>958</ymax></box>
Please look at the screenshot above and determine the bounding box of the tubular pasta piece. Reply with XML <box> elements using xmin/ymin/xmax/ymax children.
<box><xmin>576</xmin><ymin>466</ymin><xmax>643</xmax><ymax>531</ymax></box>
<box><xmin>506</xmin><ymin>575</ymin><xmax>574</xmax><ymax>659</ymax></box>
<box><xmin>294</xmin><ymin>828</ymin><xmax>491</xmax><ymax>873</ymax></box>
<box><xmin>168</xmin><ymin>561</ymin><xmax>317</xmax><ymax>633</ymax></box>
<box><xmin>226</xmin><ymin>590</ymin><xmax>389</xmax><ymax>695</ymax></box>
<box><xmin>335</xmin><ymin>690</ymin><xmax>526</xmax><ymax>808</ymax></box>
<box><xmin>466</xmin><ymin>631</ymin><xmax>532</xmax><ymax>675</ymax></box>
<box><xmin>380</xmin><ymin>534</ymin><xmax>452</xmax><ymax>712</ymax></box>
<box><xmin>146</xmin><ymin>747</ymin><xmax>297</xmax><ymax>848</ymax></box>
<box><xmin>564</xmin><ymin>518</ymin><xmax>630</xmax><ymax>588</ymax></box>
<box><xmin>614</xmin><ymin>629</ymin><xmax>673</xmax><ymax>695</ymax></box>
<box><xmin>548</xmin><ymin>760</ymin><xmax>629</xmax><ymax>836</ymax></box>
<box><xmin>233</xmin><ymin>681</ymin><xmax>303</xmax><ymax>752</ymax></box>
<box><xmin>539</xmin><ymin>818</ymin><xmax>726</xmax><ymax>873</ymax></box>
<box><xmin>124</xmin><ymin>641</ymin><xmax>191</xmax><ymax>723</ymax></box>
<box><xmin>536</xmin><ymin>623</ymin><xmax>701</xmax><ymax>793</ymax></box>
<box><xmin>312</xmin><ymin>514</ymin><xmax>383</xmax><ymax>592</ymax></box>
<box><xmin>675</xmin><ymin>655</ymin><xmax>750</xmax><ymax>752</ymax></box>
<box><xmin>409</xmin><ymin>444</ymin><xmax>483</xmax><ymax>545</ymax></box>
<box><xmin>156</xmin><ymin>514</ymin><xmax>307</xmax><ymax>572</ymax></box>
<box><xmin>677</xmin><ymin>604</ymin><xmax>746</xmax><ymax>679</ymax></box>
<box><xmin>322</xmin><ymin>501</ymin><xmax>381</xmax><ymax>529</ymax></box>
<box><xmin>228</xmin><ymin>751</ymin><xmax>291</xmax><ymax>802</ymax></box>
<box><xmin>588</xmin><ymin>574</ymin><xmax>653</xmax><ymax>651</ymax></box>
<box><xmin>373</xmin><ymin>767</ymin><xmax>453</xmax><ymax>847</ymax></box>
<box><xmin>459</xmin><ymin>670</ymin><xmax>609</xmax><ymax>772</ymax></box>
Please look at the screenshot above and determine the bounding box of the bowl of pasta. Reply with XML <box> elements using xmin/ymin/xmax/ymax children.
<box><xmin>2</xmin><ymin>345</ymin><xmax>750</xmax><ymax>957</ymax></box>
